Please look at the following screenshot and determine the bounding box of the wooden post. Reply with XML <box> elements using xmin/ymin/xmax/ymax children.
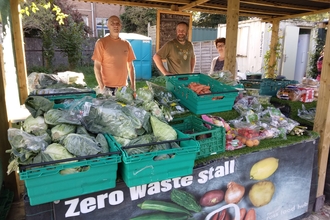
<box><xmin>0</xmin><ymin>44</ymin><xmax>19</xmax><ymax>200</ymax></box>
<box><xmin>267</xmin><ymin>19</ymin><xmax>280</xmax><ymax>79</ymax></box>
<box><xmin>10</xmin><ymin>0</ymin><xmax>28</xmax><ymax>104</ymax></box>
<box><xmin>224</xmin><ymin>0</ymin><xmax>239</xmax><ymax>78</ymax></box>
<box><xmin>313</xmin><ymin>16</ymin><xmax>330</xmax><ymax>204</ymax></box>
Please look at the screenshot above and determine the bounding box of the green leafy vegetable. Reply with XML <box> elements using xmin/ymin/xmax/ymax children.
<box><xmin>25</xmin><ymin>96</ymin><xmax>54</xmax><ymax>117</ymax></box>
<box><xmin>51</xmin><ymin>124</ymin><xmax>76</xmax><ymax>143</ymax></box>
<box><xmin>44</xmin><ymin>143</ymin><xmax>75</xmax><ymax>161</ymax></box>
<box><xmin>23</xmin><ymin>115</ymin><xmax>48</xmax><ymax>136</ymax></box>
<box><xmin>150</xmin><ymin>116</ymin><xmax>177</xmax><ymax>141</ymax></box>
<box><xmin>44</xmin><ymin>109</ymin><xmax>81</xmax><ymax>126</ymax></box>
<box><xmin>63</xmin><ymin>133</ymin><xmax>101</xmax><ymax>156</ymax></box>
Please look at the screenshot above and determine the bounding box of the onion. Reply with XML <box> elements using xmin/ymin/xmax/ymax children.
<box><xmin>225</xmin><ymin>181</ymin><xmax>245</xmax><ymax>204</ymax></box>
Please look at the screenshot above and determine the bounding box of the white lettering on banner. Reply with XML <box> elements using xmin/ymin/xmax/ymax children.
<box><xmin>65</xmin><ymin>198</ymin><xmax>80</xmax><ymax>217</ymax></box>
<box><xmin>64</xmin><ymin>191</ymin><xmax>124</xmax><ymax>218</ymax></box>
<box><xmin>81</xmin><ymin>197</ymin><xmax>96</xmax><ymax>214</ymax></box>
<box><xmin>130</xmin><ymin>176</ymin><xmax>194</xmax><ymax>201</ymax></box>
<box><xmin>108</xmin><ymin>190</ymin><xmax>124</xmax><ymax>205</ymax></box>
<box><xmin>160</xmin><ymin>179</ymin><xmax>173</xmax><ymax>192</ymax></box>
<box><xmin>197</xmin><ymin>160</ymin><xmax>235</xmax><ymax>184</ymax></box>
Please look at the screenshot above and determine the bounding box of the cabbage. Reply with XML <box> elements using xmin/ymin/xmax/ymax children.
<box><xmin>44</xmin><ymin>143</ymin><xmax>75</xmax><ymax>161</ymax></box>
<box><xmin>51</xmin><ymin>124</ymin><xmax>76</xmax><ymax>143</ymax></box>
<box><xmin>150</xmin><ymin>116</ymin><xmax>177</xmax><ymax>141</ymax></box>
<box><xmin>44</xmin><ymin>109</ymin><xmax>81</xmax><ymax>125</ymax></box>
<box><xmin>23</xmin><ymin>115</ymin><xmax>48</xmax><ymax>135</ymax></box>
<box><xmin>113</xmin><ymin>136</ymin><xmax>131</xmax><ymax>146</ymax></box>
<box><xmin>63</xmin><ymin>133</ymin><xmax>101</xmax><ymax>156</ymax></box>
<box><xmin>96</xmin><ymin>134</ymin><xmax>109</xmax><ymax>153</ymax></box>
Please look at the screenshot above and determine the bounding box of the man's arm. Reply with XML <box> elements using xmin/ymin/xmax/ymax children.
<box><xmin>190</xmin><ymin>56</ymin><xmax>196</xmax><ymax>73</ymax></box>
<box><xmin>94</xmin><ymin>60</ymin><xmax>104</xmax><ymax>89</ymax></box>
<box><xmin>127</xmin><ymin>61</ymin><xmax>136</xmax><ymax>91</ymax></box>
<box><xmin>153</xmin><ymin>53</ymin><xmax>170</xmax><ymax>76</ymax></box>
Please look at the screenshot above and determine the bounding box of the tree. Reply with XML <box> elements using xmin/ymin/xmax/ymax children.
<box><xmin>120</xmin><ymin>7</ymin><xmax>157</xmax><ymax>35</ymax></box>
<box><xmin>20</xmin><ymin>0</ymin><xmax>91</xmax><ymax>70</ymax></box>
<box><xmin>54</xmin><ymin>16</ymin><xmax>87</xmax><ymax>70</ymax></box>
<box><xmin>193</xmin><ymin>12</ymin><xmax>249</xmax><ymax>28</ymax></box>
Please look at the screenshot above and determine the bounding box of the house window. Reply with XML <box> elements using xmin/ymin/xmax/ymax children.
<box><xmin>96</xmin><ymin>18</ymin><xmax>109</xmax><ymax>37</ymax></box>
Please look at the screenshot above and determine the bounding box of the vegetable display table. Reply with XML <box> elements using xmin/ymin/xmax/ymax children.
<box><xmin>23</xmin><ymin>136</ymin><xmax>319</xmax><ymax>220</ymax></box>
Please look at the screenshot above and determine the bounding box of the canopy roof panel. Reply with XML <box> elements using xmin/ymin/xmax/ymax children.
<box><xmin>88</xmin><ymin>0</ymin><xmax>330</xmax><ymax>20</ymax></box>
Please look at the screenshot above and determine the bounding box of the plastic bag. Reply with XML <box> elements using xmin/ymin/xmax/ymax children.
<box><xmin>297</xmin><ymin>104</ymin><xmax>316</xmax><ymax>122</ymax></box>
<box><xmin>233</xmin><ymin>96</ymin><xmax>263</xmax><ymax>115</ymax></box>
<box><xmin>276</xmin><ymin>86</ymin><xmax>301</xmax><ymax>101</ymax></box>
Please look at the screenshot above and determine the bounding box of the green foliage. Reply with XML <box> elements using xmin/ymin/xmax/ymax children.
<box><xmin>192</xmin><ymin>13</ymin><xmax>249</xmax><ymax>28</ymax></box>
<box><xmin>21</xmin><ymin>0</ymin><xmax>91</xmax><ymax>70</ymax></box>
<box><xmin>20</xmin><ymin>1</ymin><xmax>68</xmax><ymax>25</ymax></box>
<box><xmin>120</xmin><ymin>6</ymin><xmax>157</xmax><ymax>35</ymax></box>
<box><xmin>308</xmin><ymin>30</ymin><xmax>326</xmax><ymax>79</ymax></box>
<box><xmin>263</xmin><ymin>42</ymin><xmax>282</xmax><ymax>79</ymax></box>
<box><xmin>54</xmin><ymin>16</ymin><xmax>87</xmax><ymax>70</ymax></box>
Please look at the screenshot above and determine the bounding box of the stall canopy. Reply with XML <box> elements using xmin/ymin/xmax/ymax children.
<box><xmin>1</xmin><ymin>0</ymin><xmax>330</xmax><ymax>210</ymax></box>
<box><xmin>89</xmin><ymin>0</ymin><xmax>330</xmax><ymax>19</ymax></box>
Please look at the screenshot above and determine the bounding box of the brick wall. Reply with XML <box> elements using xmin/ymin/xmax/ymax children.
<box><xmin>68</xmin><ymin>0</ymin><xmax>124</xmax><ymax>37</ymax></box>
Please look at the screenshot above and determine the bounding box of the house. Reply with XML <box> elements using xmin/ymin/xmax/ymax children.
<box><xmin>68</xmin><ymin>0</ymin><xmax>125</xmax><ymax>37</ymax></box>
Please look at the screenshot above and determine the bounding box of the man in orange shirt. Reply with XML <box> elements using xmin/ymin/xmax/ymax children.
<box><xmin>92</xmin><ymin>15</ymin><xmax>136</xmax><ymax>95</ymax></box>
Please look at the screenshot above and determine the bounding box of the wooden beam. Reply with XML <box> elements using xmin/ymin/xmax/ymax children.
<box><xmin>179</xmin><ymin>0</ymin><xmax>209</xmax><ymax>11</ymax></box>
<box><xmin>313</xmin><ymin>15</ymin><xmax>330</xmax><ymax>198</ymax></box>
<box><xmin>267</xmin><ymin>19</ymin><xmax>280</xmax><ymax>79</ymax></box>
<box><xmin>262</xmin><ymin>8</ymin><xmax>330</xmax><ymax>23</ymax></box>
<box><xmin>202</xmin><ymin>3</ymin><xmax>290</xmax><ymax>16</ymax></box>
<box><xmin>10</xmin><ymin>0</ymin><xmax>28</xmax><ymax>105</ymax></box>
<box><xmin>224</xmin><ymin>0</ymin><xmax>239</xmax><ymax>78</ymax></box>
<box><xmin>241</xmin><ymin>0</ymin><xmax>319</xmax><ymax>11</ymax></box>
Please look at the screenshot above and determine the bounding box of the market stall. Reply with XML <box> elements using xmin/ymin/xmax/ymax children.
<box><xmin>1</xmin><ymin>1</ymin><xmax>330</xmax><ymax>219</ymax></box>
<box><xmin>3</xmin><ymin>71</ymin><xmax>320</xmax><ymax>220</ymax></box>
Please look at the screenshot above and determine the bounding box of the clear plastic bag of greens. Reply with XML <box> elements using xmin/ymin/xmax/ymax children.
<box><xmin>298</xmin><ymin>104</ymin><xmax>316</xmax><ymax>122</ymax></box>
<box><xmin>209</xmin><ymin>70</ymin><xmax>237</xmax><ymax>86</ymax></box>
<box><xmin>115</xmin><ymin>86</ymin><xmax>134</xmax><ymax>104</ymax></box>
<box><xmin>81</xmin><ymin>101</ymin><xmax>138</xmax><ymax>139</ymax></box>
<box><xmin>146</xmin><ymin>81</ymin><xmax>180</xmax><ymax>105</ymax></box>
<box><xmin>233</xmin><ymin>96</ymin><xmax>263</xmax><ymax>115</ymax></box>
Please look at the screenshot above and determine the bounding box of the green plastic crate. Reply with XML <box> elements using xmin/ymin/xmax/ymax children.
<box><xmin>33</xmin><ymin>91</ymin><xmax>96</xmax><ymax>109</ymax></box>
<box><xmin>240</xmin><ymin>79</ymin><xmax>299</xmax><ymax>96</ymax></box>
<box><xmin>19</xmin><ymin>136</ymin><xmax>121</xmax><ymax>206</ymax></box>
<box><xmin>105</xmin><ymin>130</ymin><xmax>200</xmax><ymax>187</ymax></box>
<box><xmin>166</xmin><ymin>74</ymin><xmax>238</xmax><ymax>114</ymax></box>
<box><xmin>170</xmin><ymin>115</ymin><xmax>225</xmax><ymax>159</ymax></box>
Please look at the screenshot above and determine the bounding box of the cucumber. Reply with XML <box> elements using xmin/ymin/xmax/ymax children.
<box><xmin>130</xmin><ymin>212</ymin><xmax>189</xmax><ymax>220</ymax></box>
<box><xmin>171</xmin><ymin>189</ymin><xmax>202</xmax><ymax>213</ymax></box>
<box><xmin>138</xmin><ymin>200</ymin><xmax>191</xmax><ymax>215</ymax></box>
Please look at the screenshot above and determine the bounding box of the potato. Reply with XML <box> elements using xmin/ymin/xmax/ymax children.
<box><xmin>249</xmin><ymin>181</ymin><xmax>275</xmax><ymax>207</ymax></box>
<box><xmin>200</xmin><ymin>189</ymin><xmax>225</xmax><ymax>206</ymax></box>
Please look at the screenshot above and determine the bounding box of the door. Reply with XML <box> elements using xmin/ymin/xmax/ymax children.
<box><xmin>280</xmin><ymin>26</ymin><xmax>299</xmax><ymax>80</ymax></box>
<box><xmin>294</xmin><ymin>34</ymin><xmax>310</xmax><ymax>82</ymax></box>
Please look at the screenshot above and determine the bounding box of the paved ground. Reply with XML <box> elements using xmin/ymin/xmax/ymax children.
<box><xmin>301</xmin><ymin>203</ymin><xmax>330</xmax><ymax>220</ymax></box>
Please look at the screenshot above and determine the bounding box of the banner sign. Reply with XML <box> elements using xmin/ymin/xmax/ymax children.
<box><xmin>53</xmin><ymin>140</ymin><xmax>315</xmax><ymax>220</ymax></box>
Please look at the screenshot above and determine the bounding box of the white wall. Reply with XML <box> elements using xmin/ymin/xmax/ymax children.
<box><xmin>218</xmin><ymin>19</ymin><xmax>317</xmax><ymax>78</ymax></box>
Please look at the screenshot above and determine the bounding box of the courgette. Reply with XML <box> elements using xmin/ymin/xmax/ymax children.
<box><xmin>171</xmin><ymin>189</ymin><xmax>202</xmax><ymax>213</ymax></box>
<box><xmin>138</xmin><ymin>200</ymin><xmax>191</xmax><ymax>215</ymax></box>
<box><xmin>130</xmin><ymin>212</ymin><xmax>189</xmax><ymax>220</ymax></box>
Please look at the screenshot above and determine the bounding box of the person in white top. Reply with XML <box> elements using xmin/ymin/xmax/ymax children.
<box><xmin>209</xmin><ymin>37</ymin><xmax>237</xmax><ymax>75</ymax></box>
